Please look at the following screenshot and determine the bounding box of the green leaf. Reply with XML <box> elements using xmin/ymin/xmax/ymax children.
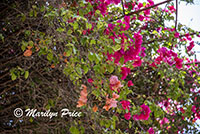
<box><xmin>40</xmin><ymin>6</ymin><xmax>45</xmax><ymax>12</ymax></box>
<box><xmin>11</xmin><ymin>73</ymin><xmax>17</xmax><ymax>80</ymax></box>
<box><xmin>25</xmin><ymin>30</ymin><xmax>31</xmax><ymax>36</ymax></box>
<box><xmin>81</xmin><ymin>37</ymin><xmax>87</xmax><ymax>45</ymax></box>
<box><xmin>67</xmin><ymin>29</ymin><xmax>73</xmax><ymax>35</ymax></box>
<box><xmin>66</xmin><ymin>43</ymin><xmax>74</xmax><ymax>47</ymax></box>
<box><xmin>83</xmin><ymin>65</ymin><xmax>88</xmax><ymax>74</ymax></box>
<box><xmin>86</xmin><ymin>23</ymin><xmax>92</xmax><ymax>29</ymax></box>
<box><xmin>100</xmin><ymin>120</ymin><xmax>105</xmax><ymax>126</ymax></box>
<box><xmin>32</xmin><ymin>5</ymin><xmax>37</xmax><ymax>9</ymax></box>
<box><xmin>114</xmin><ymin>38</ymin><xmax>121</xmax><ymax>44</ymax></box>
<box><xmin>113</xmin><ymin>44</ymin><xmax>121</xmax><ymax>51</ymax></box>
<box><xmin>46</xmin><ymin>104</ymin><xmax>50</xmax><ymax>110</ymax></box>
<box><xmin>76</xmin><ymin>66</ymin><xmax>82</xmax><ymax>75</ymax></box>
<box><xmin>90</xmin><ymin>39</ymin><xmax>96</xmax><ymax>45</ymax></box>
<box><xmin>97</xmin><ymin>21</ymin><xmax>104</xmax><ymax>30</ymax></box>
<box><xmin>47</xmin><ymin>52</ymin><xmax>53</xmax><ymax>61</ymax></box>
<box><xmin>73</xmin><ymin>47</ymin><xmax>77</xmax><ymax>54</ymax></box>
<box><xmin>56</xmin><ymin>27</ymin><xmax>65</xmax><ymax>32</ymax></box>
<box><xmin>79</xmin><ymin>9</ymin><xmax>84</xmax><ymax>16</ymax></box>
<box><xmin>105</xmin><ymin>120</ymin><xmax>111</xmax><ymax>128</ymax></box>
<box><xmin>112</xmin><ymin>115</ymin><xmax>118</xmax><ymax>122</ymax></box>
<box><xmin>48</xmin><ymin>99</ymin><xmax>54</xmax><ymax>106</ymax></box>
<box><xmin>21</xmin><ymin>14</ymin><xmax>26</xmax><ymax>22</ymax></box>
<box><xmin>119</xmin><ymin>57</ymin><xmax>124</xmax><ymax>64</ymax></box>
<box><xmin>88</xmin><ymin>52</ymin><xmax>95</xmax><ymax>62</ymax></box>
<box><xmin>92</xmin><ymin>89</ymin><xmax>101</xmax><ymax>98</ymax></box>
<box><xmin>93</xmin><ymin>65</ymin><xmax>101</xmax><ymax>73</ymax></box>
<box><xmin>65</xmin><ymin>48</ymin><xmax>72</xmax><ymax>57</ymax></box>
<box><xmin>73</xmin><ymin>22</ymin><xmax>79</xmax><ymax>30</ymax></box>
<box><xmin>61</xmin><ymin>9</ymin><xmax>67</xmax><ymax>16</ymax></box>
<box><xmin>34</xmin><ymin>10</ymin><xmax>37</xmax><ymax>17</ymax></box>
<box><xmin>88</xmin><ymin>24</ymin><xmax>92</xmax><ymax>29</ymax></box>
<box><xmin>21</xmin><ymin>41</ymin><xmax>28</xmax><ymax>51</ymax></box>
<box><xmin>69</xmin><ymin>126</ymin><xmax>79</xmax><ymax>134</ymax></box>
<box><xmin>0</xmin><ymin>34</ymin><xmax>4</xmax><ymax>42</ymax></box>
<box><xmin>24</xmin><ymin>71</ymin><xmax>29</xmax><ymax>79</ymax></box>
<box><xmin>38</xmin><ymin>48</ymin><xmax>47</xmax><ymax>56</ymax></box>
<box><xmin>80</xmin><ymin>126</ymin><xmax>85</xmax><ymax>134</ymax></box>
<box><xmin>94</xmin><ymin>53</ymin><xmax>101</xmax><ymax>64</ymax></box>
<box><xmin>20</xmin><ymin>70</ymin><xmax>25</xmax><ymax>75</ymax></box>
<box><xmin>29</xmin><ymin>117</ymin><xmax>33</xmax><ymax>123</ymax></box>
<box><xmin>112</xmin><ymin>115</ymin><xmax>118</xmax><ymax>129</ymax></box>
<box><xmin>95</xmin><ymin>10</ymin><xmax>100</xmax><ymax>15</ymax></box>
<box><xmin>21</xmin><ymin>45</ymin><xmax>26</xmax><ymax>51</ymax></box>
<box><xmin>107</xmin><ymin>64</ymin><xmax>114</xmax><ymax>73</ymax></box>
<box><xmin>29</xmin><ymin>10</ymin><xmax>34</xmax><ymax>17</ymax></box>
<box><xmin>28</xmin><ymin>41</ymin><xmax>34</xmax><ymax>47</ymax></box>
<box><xmin>152</xmin><ymin>30</ymin><xmax>158</xmax><ymax>35</ymax></box>
<box><xmin>129</xmin><ymin>121</ymin><xmax>132</xmax><ymax>128</ymax></box>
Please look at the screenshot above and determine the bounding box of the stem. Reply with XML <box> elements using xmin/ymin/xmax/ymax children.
<box><xmin>121</xmin><ymin>0</ymin><xmax>125</xmax><ymax>16</ymax></box>
<box><xmin>143</xmin><ymin>31</ymin><xmax>200</xmax><ymax>45</ymax></box>
<box><xmin>110</xmin><ymin>0</ymin><xmax>174</xmax><ymax>22</ymax></box>
<box><xmin>175</xmin><ymin>0</ymin><xmax>178</xmax><ymax>31</ymax></box>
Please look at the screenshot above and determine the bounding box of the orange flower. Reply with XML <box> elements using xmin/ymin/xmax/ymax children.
<box><xmin>64</xmin><ymin>58</ymin><xmax>67</xmax><ymax>63</ymax></box>
<box><xmin>103</xmin><ymin>94</ymin><xmax>118</xmax><ymax>111</ymax></box>
<box><xmin>103</xmin><ymin>99</ymin><xmax>118</xmax><ymax>111</ymax></box>
<box><xmin>35</xmin><ymin>46</ymin><xmax>40</xmax><ymax>51</ymax></box>
<box><xmin>27</xmin><ymin>46</ymin><xmax>32</xmax><ymax>49</ymax></box>
<box><xmin>112</xmin><ymin>93</ymin><xmax>119</xmax><ymax>99</ymax></box>
<box><xmin>112</xmin><ymin>81</ymin><xmax>122</xmax><ymax>90</ymax></box>
<box><xmin>92</xmin><ymin>105</ymin><xmax>98</xmax><ymax>112</ymax></box>
<box><xmin>103</xmin><ymin>104</ymin><xmax>110</xmax><ymax>111</ymax></box>
<box><xmin>24</xmin><ymin>49</ymin><xmax>32</xmax><ymax>57</ymax></box>
<box><xmin>63</xmin><ymin>52</ymin><xmax>67</xmax><ymax>56</ymax></box>
<box><xmin>61</xmin><ymin>2</ymin><xmax>67</xmax><ymax>7</ymax></box>
<box><xmin>51</xmin><ymin>64</ymin><xmax>55</xmax><ymax>68</ymax></box>
<box><xmin>77</xmin><ymin>85</ymin><xmax>88</xmax><ymax>107</ymax></box>
<box><xmin>110</xmin><ymin>76</ymin><xmax>123</xmax><ymax>91</ymax></box>
<box><xmin>34</xmin><ymin>44</ymin><xmax>40</xmax><ymax>51</ymax></box>
<box><xmin>59</xmin><ymin>55</ymin><xmax>63</xmax><ymax>60</ymax></box>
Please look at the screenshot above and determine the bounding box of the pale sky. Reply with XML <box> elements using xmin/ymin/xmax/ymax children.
<box><xmin>179</xmin><ymin>2</ymin><xmax>200</xmax><ymax>130</ymax></box>
<box><xmin>154</xmin><ymin>0</ymin><xmax>200</xmax><ymax>59</ymax></box>
<box><xmin>179</xmin><ymin>1</ymin><xmax>200</xmax><ymax>59</ymax></box>
<box><xmin>154</xmin><ymin>0</ymin><xmax>200</xmax><ymax>131</ymax></box>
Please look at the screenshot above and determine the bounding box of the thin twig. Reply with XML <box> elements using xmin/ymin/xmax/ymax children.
<box><xmin>185</xmin><ymin>62</ymin><xmax>200</xmax><ymax>65</ymax></box>
<box><xmin>109</xmin><ymin>0</ymin><xmax>174</xmax><ymax>22</ymax></box>
<box><xmin>121</xmin><ymin>0</ymin><xmax>125</xmax><ymax>16</ymax></box>
<box><xmin>143</xmin><ymin>31</ymin><xmax>200</xmax><ymax>45</ymax></box>
<box><xmin>175</xmin><ymin>0</ymin><xmax>178</xmax><ymax>31</ymax></box>
<box><xmin>1</xmin><ymin>3</ymin><xmax>23</xmax><ymax>15</ymax></box>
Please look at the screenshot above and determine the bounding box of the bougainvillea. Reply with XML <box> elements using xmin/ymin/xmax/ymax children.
<box><xmin>1</xmin><ymin>0</ymin><xmax>200</xmax><ymax>133</ymax></box>
<box><xmin>109</xmin><ymin>75</ymin><xmax>123</xmax><ymax>90</ymax></box>
<box><xmin>77</xmin><ymin>85</ymin><xmax>88</xmax><ymax>107</ymax></box>
<box><xmin>133</xmin><ymin>104</ymin><xmax>151</xmax><ymax>121</ymax></box>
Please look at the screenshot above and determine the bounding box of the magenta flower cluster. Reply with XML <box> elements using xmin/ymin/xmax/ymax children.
<box><xmin>120</xmin><ymin>101</ymin><xmax>151</xmax><ymax>121</ymax></box>
<box><xmin>133</xmin><ymin>104</ymin><xmax>151</xmax><ymax>120</ymax></box>
<box><xmin>153</xmin><ymin>47</ymin><xmax>183</xmax><ymax>69</ymax></box>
